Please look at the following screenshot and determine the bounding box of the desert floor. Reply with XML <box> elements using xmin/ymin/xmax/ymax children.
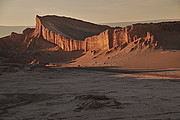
<box><xmin>0</xmin><ymin>65</ymin><xmax>180</xmax><ymax>120</ymax></box>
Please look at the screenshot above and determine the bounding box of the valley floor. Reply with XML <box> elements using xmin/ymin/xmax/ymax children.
<box><xmin>0</xmin><ymin>66</ymin><xmax>180</xmax><ymax>120</ymax></box>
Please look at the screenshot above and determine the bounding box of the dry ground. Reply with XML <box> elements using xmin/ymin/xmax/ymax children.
<box><xmin>0</xmin><ymin>65</ymin><xmax>180</xmax><ymax>120</ymax></box>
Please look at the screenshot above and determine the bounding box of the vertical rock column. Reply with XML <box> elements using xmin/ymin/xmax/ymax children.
<box><xmin>112</xmin><ymin>28</ymin><xmax>129</xmax><ymax>47</ymax></box>
<box><xmin>85</xmin><ymin>30</ymin><xmax>110</xmax><ymax>51</ymax></box>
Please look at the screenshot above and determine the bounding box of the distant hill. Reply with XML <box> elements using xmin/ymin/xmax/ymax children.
<box><xmin>102</xmin><ymin>19</ymin><xmax>180</xmax><ymax>27</ymax></box>
<box><xmin>0</xmin><ymin>26</ymin><xmax>34</xmax><ymax>37</ymax></box>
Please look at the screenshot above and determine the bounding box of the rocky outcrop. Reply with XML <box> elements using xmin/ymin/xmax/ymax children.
<box><xmin>103</xmin><ymin>22</ymin><xmax>180</xmax><ymax>50</ymax></box>
<box><xmin>128</xmin><ymin>32</ymin><xmax>160</xmax><ymax>52</ymax></box>
<box><xmin>34</xmin><ymin>15</ymin><xmax>110</xmax><ymax>51</ymax></box>
<box><xmin>0</xmin><ymin>15</ymin><xmax>180</xmax><ymax>63</ymax></box>
<box><xmin>125</xmin><ymin>22</ymin><xmax>180</xmax><ymax>49</ymax></box>
<box><xmin>31</xmin><ymin>15</ymin><xmax>180</xmax><ymax>51</ymax></box>
<box><xmin>0</xmin><ymin>28</ymin><xmax>60</xmax><ymax>63</ymax></box>
<box><xmin>85</xmin><ymin>29</ymin><xmax>113</xmax><ymax>51</ymax></box>
<box><xmin>0</xmin><ymin>32</ymin><xmax>26</xmax><ymax>58</ymax></box>
<box><xmin>34</xmin><ymin>16</ymin><xmax>180</xmax><ymax>51</ymax></box>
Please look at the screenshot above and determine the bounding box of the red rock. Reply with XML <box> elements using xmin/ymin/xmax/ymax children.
<box><xmin>0</xmin><ymin>15</ymin><xmax>180</xmax><ymax>63</ymax></box>
<box><xmin>28</xmin><ymin>15</ymin><xmax>180</xmax><ymax>51</ymax></box>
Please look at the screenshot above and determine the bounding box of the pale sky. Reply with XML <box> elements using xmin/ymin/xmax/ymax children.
<box><xmin>0</xmin><ymin>0</ymin><xmax>180</xmax><ymax>26</ymax></box>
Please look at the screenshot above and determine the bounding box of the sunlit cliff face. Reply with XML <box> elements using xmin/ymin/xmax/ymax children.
<box><xmin>0</xmin><ymin>15</ymin><xmax>180</xmax><ymax>64</ymax></box>
<box><xmin>34</xmin><ymin>15</ymin><xmax>180</xmax><ymax>51</ymax></box>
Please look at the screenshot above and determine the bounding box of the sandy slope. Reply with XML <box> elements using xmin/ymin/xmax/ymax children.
<box><xmin>0</xmin><ymin>48</ymin><xmax>179</xmax><ymax>120</ymax></box>
<box><xmin>69</xmin><ymin>49</ymin><xmax>180</xmax><ymax>69</ymax></box>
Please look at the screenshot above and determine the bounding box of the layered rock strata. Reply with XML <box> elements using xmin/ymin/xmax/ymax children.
<box><xmin>0</xmin><ymin>15</ymin><xmax>180</xmax><ymax>59</ymax></box>
<box><xmin>34</xmin><ymin>15</ymin><xmax>180</xmax><ymax>51</ymax></box>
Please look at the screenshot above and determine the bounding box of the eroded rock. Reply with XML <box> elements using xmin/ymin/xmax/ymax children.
<box><xmin>74</xmin><ymin>94</ymin><xmax>121</xmax><ymax>112</ymax></box>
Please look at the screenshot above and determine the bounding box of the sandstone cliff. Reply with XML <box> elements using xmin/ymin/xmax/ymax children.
<box><xmin>107</xmin><ymin>22</ymin><xmax>180</xmax><ymax>50</ymax></box>
<box><xmin>125</xmin><ymin>22</ymin><xmax>180</xmax><ymax>50</ymax></box>
<box><xmin>0</xmin><ymin>15</ymin><xmax>179</xmax><ymax>64</ymax></box>
<box><xmin>34</xmin><ymin>15</ymin><xmax>110</xmax><ymax>51</ymax></box>
<box><xmin>33</xmin><ymin>15</ymin><xmax>180</xmax><ymax>51</ymax></box>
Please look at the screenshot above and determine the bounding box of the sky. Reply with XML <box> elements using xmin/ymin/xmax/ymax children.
<box><xmin>0</xmin><ymin>0</ymin><xmax>180</xmax><ymax>26</ymax></box>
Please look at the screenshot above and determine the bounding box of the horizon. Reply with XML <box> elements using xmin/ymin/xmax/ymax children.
<box><xmin>0</xmin><ymin>18</ymin><xmax>180</xmax><ymax>27</ymax></box>
<box><xmin>0</xmin><ymin>0</ymin><xmax>180</xmax><ymax>26</ymax></box>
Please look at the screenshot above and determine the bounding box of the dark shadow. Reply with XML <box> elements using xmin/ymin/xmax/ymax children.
<box><xmin>63</xmin><ymin>66</ymin><xmax>179</xmax><ymax>73</ymax></box>
<box><xmin>32</xmin><ymin>50</ymin><xmax>85</xmax><ymax>64</ymax></box>
<box><xmin>58</xmin><ymin>66</ymin><xmax>180</xmax><ymax>78</ymax></box>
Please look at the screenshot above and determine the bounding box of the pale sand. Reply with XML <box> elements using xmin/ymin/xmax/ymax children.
<box><xmin>0</xmin><ymin>66</ymin><xmax>180</xmax><ymax>120</ymax></box>
<box><xmin>0</xmin><ymin>48</ymin><xmax>179</xmax><ymax>120</ymax></box>
<box><xmin>69</xmin><ymin>49</ymin><xmax>180</xmax><ymax>69</ymax></box>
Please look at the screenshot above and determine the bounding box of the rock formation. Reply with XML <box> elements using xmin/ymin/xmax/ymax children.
<box><xmin>34</xmin><ymin>15</ymin><xmax>110</xmax><ymax>51</ymax></box>
<box><xmin>0</xmin><ymin>15</ymin><xmax>180</xmax><ymax>63</ymax></box>
<box><xmin>33</xmin><ymin>15</ymin><xmax>180</xmax><ymax>51</ymax></box>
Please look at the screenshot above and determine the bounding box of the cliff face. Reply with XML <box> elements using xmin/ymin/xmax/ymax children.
<box><xmin>107</xmin><ymin>22</ymin><xmax>180</xmax><ymax>50</ymax></box>
<box><xmin>37</xmin><ymin>15</ymin><xmax>110</xmax><ymax>40</ymax></box>
<box><xmin>85</xmin><ymin>29</ymin><xmax>111</xmax><ymax>51</ymax></box>
<box><xmin>34</xmin><ymin>15</ymin><xmax>110</xmax><ymax>51</ymax></box>
<box><xmin>32</xmin><ymin>15</ymin><xmax>180</xmax><ymax>51</ymax></box>
<box><xmin>0</xmin><ymin>15</ymin><xmax>179</xmax><ymax>64</ymax></box>
<box><xmin>126</xmin><ymin>22</ymin><xmax>180</xmax><ymax>49</ymax></box>
<box><xmin>0</xmin><ymin>15</ymin><xmax>180</xmax><ymax>61</ymax></box>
